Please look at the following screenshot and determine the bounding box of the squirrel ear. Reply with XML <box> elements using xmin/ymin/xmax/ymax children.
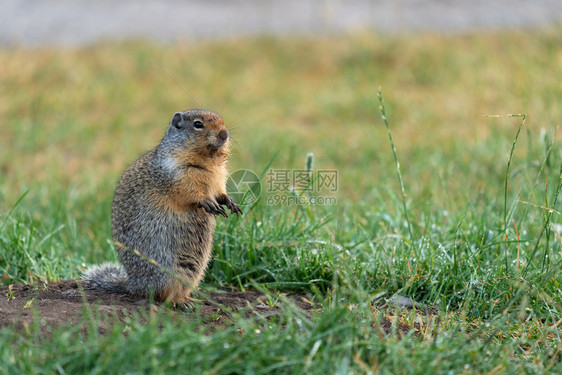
<box><xmin>171</xmin><ymin>112</ymin><xmax>184</xmax><ymax>129</ymax></box>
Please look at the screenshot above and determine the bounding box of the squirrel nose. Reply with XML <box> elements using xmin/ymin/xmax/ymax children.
<box><xmin>217</xmin><ymin>129</ymin><xmax>229</xmax><ymax>142</ymax></box>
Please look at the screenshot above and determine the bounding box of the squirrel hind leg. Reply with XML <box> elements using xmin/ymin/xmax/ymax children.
<box><xmin>156</xmin><ymin>278</ymin><xmax>195</xmax><ymax>306</ymax></box>
<box><xmin>123</xmin><ymin>270</ymin><xmax>169</xmax><ymax>299</ymax></box>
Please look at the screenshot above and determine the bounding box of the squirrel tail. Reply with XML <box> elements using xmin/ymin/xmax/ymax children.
<box><xmin>82</xmin><ymin>262</ymin><xmax>128</xmax><ymax>294</ymax></box>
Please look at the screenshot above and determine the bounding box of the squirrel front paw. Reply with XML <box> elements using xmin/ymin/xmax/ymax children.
<box><xmin>198</xmin><ymin>198</ymin><xmax>228</xmax><ymax>217</ymax></box>
<box><xmin>216</xmin><ymin>194</ymin><xmax>243</xmax><ymax>217</ymax></box>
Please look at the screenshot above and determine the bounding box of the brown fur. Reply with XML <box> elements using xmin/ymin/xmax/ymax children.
<box><xmin>83</xmin><ymin>109</ymin><xmax>241</xmax><ymax>306</ymax></box>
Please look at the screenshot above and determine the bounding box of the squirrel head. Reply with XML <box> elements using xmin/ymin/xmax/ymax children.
<box><xmin>164</xmin><ymin>109</ymin><xmax>229</xmax><ymax>159</ymax></box>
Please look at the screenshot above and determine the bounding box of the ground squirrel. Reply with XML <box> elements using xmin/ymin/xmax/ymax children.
<box><xmin>83</xmin><ymin>109</ymin><xmax>241</xmax><ymax>306</ymax></box>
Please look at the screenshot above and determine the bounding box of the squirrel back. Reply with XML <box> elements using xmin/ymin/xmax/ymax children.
<box><xmin>83</xmin><ymin>109</ymin><xmax>241</xmax><ymax>305</ymax></box>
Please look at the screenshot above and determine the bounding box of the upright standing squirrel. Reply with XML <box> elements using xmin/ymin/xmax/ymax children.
<box><xmin>83</xmin><ymin>109</ymin><xmax>241</xmax><ymax>306</ymax></box>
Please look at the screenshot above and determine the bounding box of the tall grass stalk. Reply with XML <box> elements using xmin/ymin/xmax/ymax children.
<box><xmin>377</xmin><ymin>87</ymin><xmax>417</xmax><ymax>258</ymax></box>
<box><xmin>483</xmin><ymin>113</ymin><xmax>526</xmax><ymax>270</ymax></box>
<box><xmin>523</xmin><ymin>165</ymin><xmax>562</xmax><ymax>276</ymax></box>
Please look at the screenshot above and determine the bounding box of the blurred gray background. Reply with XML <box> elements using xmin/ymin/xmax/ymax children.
<box><xmin>1</xmin><ymin>0</ymin><xmax>561</xmax><ymax>47</ymax></box>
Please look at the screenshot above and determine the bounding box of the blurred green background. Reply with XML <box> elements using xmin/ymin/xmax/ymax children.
<box><xmin>1</xmin><ymin>31</ymin><xmax>560</xmax><ymax>270</ymax></box>
<box><xmin>2</xmin><ymin>3</ymin><xmax>562</xmax><ymax>371</ymax></box>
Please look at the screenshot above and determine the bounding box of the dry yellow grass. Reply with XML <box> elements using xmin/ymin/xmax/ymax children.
<box><xmin>1</xmin><ymin>29</ymin><xmax>560</xmax><ymax>207</ymax></box>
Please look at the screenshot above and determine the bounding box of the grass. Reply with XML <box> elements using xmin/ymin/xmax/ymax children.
<box><xmin>1</xmin><ymin>26</ymin><xmax>562</xmax><ymax>373</ymax></box>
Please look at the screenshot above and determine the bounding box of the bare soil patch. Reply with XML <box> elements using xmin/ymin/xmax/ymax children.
<box><xmin>0</xmin><ymin>281</ymin><xmax>430</xmax><ymax>337</ymax></box>
<box><xmin>0</xmin><ymin>280</ymin><xmax>319</xmax><ymax>334</ymax></box>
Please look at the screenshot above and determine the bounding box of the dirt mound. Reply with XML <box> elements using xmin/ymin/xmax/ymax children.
<box><xmin>0</xmin><ymin>280</ymin><xmax>315</xmax><ymax>334</ymax></box>
<box><xmin>0</xmin><ymin>281</ymin><xmax>432</xmax><ymax>337</ymax></box>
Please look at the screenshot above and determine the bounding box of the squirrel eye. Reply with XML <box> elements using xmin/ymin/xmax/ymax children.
<box><xmin>193</xmin><ymin>120</ymin><xmax>204</xmax><ymax>129</ymax></box>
